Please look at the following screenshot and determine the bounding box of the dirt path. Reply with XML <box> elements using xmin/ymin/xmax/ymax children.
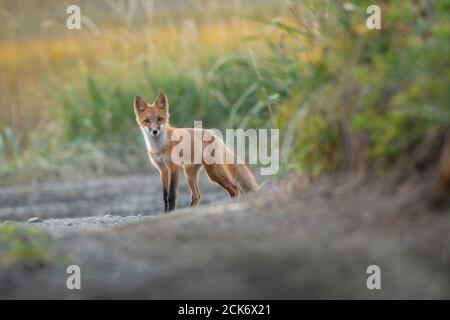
<box><xmin>0</xmin><ymin>171</ymin><xmax>449</xmax><ymax>299</ymax></box>
<box><xmin>0</xmin><ymin>172</ymin><xmax>229</xmax><ymax>232</ymax></box>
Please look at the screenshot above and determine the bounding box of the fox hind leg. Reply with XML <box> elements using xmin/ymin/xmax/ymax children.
<box><xmin>204</xmin><ymin>164</ymin><xmax>239</xmax><ymax>198</ymax></box>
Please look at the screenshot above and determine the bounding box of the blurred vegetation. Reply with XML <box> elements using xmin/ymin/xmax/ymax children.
<box><xmin>0</xmin><ymin>0</ymin><xmax>449</xmax><ymax>184</ymax></box>
<box><xmin>0</xmin><ymin>223</ymin><xmax>56</xmax><ymax>268</ymax></box>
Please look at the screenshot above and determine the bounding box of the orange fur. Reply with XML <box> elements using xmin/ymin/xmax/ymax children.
<box><xmin>134</xmin><ymin>92</ymin><xmax>259</xmax><ymax>212</ymax></box>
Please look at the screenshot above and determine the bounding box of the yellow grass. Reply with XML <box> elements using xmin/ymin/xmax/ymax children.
<box><xmin>0</xmin><ymin>15</ymin><xmax>268</xmax><ymax>152</ymax></box>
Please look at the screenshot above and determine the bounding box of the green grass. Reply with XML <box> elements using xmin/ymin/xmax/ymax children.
<box><xmin>0</xmin><ymin>224</ymin><xmax>56</xmax><ymax>268</ymax></box>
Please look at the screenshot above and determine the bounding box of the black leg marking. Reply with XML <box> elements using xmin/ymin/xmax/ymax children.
<box><xmin>163</xmin><ymin>188</ymin><xmax>168</xmax><ymax>212</ymax></box>
<box><xmin>167</xmin><ymin>178</ymin><xmax>178</xmax><ymax>211</ymax></box>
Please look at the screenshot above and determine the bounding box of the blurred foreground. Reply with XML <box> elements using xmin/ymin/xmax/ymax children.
<box><xmin>1</xmin><ymin>171</ymin><xmax>449</xmax><ymax>298</ymax></box>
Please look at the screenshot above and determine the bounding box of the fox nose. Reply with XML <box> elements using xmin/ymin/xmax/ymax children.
<box><xmin>152</xmin><ymin>129</ymin><xmax>158</xmax><ymax>136</ymax></box>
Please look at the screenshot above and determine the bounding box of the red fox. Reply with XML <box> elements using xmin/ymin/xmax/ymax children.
<box><xmin>134</xmin><ymin>92</ymin><xmax>259</xmax><ymax>211</ymax></box>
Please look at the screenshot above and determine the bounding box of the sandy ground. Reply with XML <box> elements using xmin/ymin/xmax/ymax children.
<box><xmin>0</xmin><ymin>170</ymin><xmax>449</xmax><ymax>299</ymax></box>
<box><xmin>0</xmin><ymin>172</ymin><xmax>228</xmax><ymax>221</ymax></box>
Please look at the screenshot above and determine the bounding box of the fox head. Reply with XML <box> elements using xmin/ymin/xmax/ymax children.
<box><xmin>134</xmin><ymin>92</ymin><xmax>169</xmax><ymax>138</ymax></box>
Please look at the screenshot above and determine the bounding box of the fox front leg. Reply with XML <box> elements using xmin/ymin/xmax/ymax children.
<box><xmin>167</xmin><ymin>167</ymin><xmax>179</xmax><ymax>211</ymax></box>
<box><xmin>159</xmin><ymin>168</ymin><xmax>170</xmax><ymax>212</ymax></box>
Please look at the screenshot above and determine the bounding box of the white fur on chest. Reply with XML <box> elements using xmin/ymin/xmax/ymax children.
<box><xmin>141</xmin><ymin>127</ymin><xmax>170</xmax><ymax>165</ymax></box>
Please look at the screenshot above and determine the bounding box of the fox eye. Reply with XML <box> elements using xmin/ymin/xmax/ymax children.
<box><xmin>157</xmin><ymin>117</ymin><xmax>164</xmax><ymax>122</ymax></box>
<box><xmin>144</xmin><ymin>119</ymin><xmax>150</xmax><ymax>124</ymax></box>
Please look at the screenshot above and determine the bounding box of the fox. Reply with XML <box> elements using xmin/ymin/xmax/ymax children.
<box><xmin>134</xmin><ymin>92</ymin><xmax>259</xmax><ymax>212</ymax></box>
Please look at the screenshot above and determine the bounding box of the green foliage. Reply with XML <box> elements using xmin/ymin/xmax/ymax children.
<box><xmin>353</xmin><ymin>110</ymin><xmax>425</xmax><ymax>162</ymax></box>
<box><xmin>2</xmin><ymin>0</ymin><xmax>449</xmax><ymax>180</ymax></box>
<box><xmin>290</xmin><ymin>114</ymin><xmax>340</xmax><ymax>176</ymax></box>
<box><xmin>58</xmin><ymin>70</ymin><xmax>207</xmax><ymax>142</ymax></box>
<box><xmin>260</xmin><ymin>0</ymin><xmax>450</xmax><ymax>173</ymax></box>
<box><xmin>0</xmin><ymin>224</ymin><xmax>56</xmax><ymax>268</ymax></box>
<box><xmin>56</xmin><ymin>56</ymin><xmax>272</xmax><ymax>143</ymax></box>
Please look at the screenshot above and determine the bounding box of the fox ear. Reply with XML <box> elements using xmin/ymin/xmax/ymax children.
<box><xmin>154</xmin><ymin>91</ymin><xmax>168</xmax><ymax>109</ymax></box>
<box><xmin>134</xmin><ymin>96</ymin><xmax>146</xmax><ymax>113</ymax></box>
